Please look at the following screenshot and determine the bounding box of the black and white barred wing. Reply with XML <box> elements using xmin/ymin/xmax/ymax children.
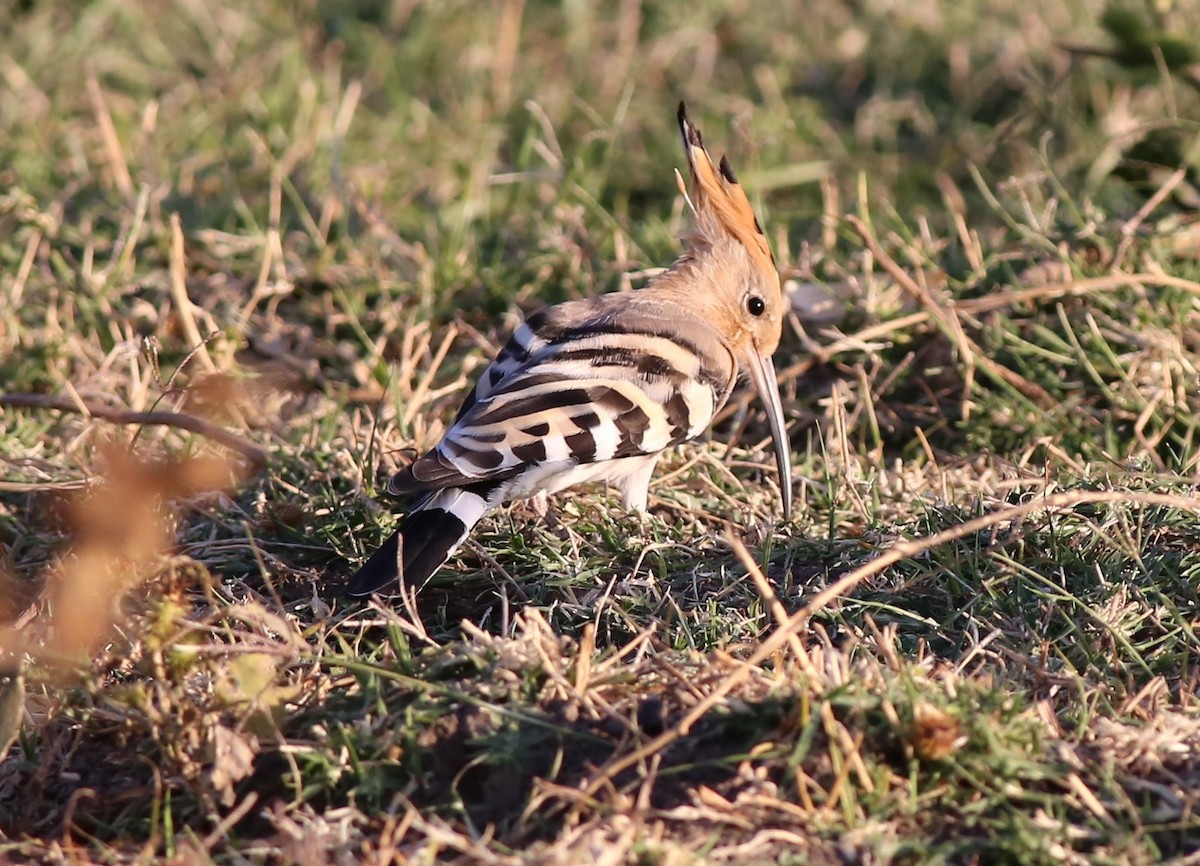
<box><xmin>388</xmin><ymin>302</ymin><xmax>735</xmax><ymax>497</ymax></box>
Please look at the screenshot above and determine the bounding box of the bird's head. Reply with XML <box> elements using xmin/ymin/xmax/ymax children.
<box><xmin>674</xmin><ymin>101</ymin><xmax>792</xmax><ymax>518</ymax></box>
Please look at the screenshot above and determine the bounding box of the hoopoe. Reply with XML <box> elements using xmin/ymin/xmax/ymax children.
<box><xmin>347</xmin><ymin>102</ymin><xmax>792</xmax><ymax>598</ymax></box>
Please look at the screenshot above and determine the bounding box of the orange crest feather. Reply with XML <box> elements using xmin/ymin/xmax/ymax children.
<box><xmin>676</xmin><ymin>101</ymin><xmax>777</xmax><ymax>283</ymax></box>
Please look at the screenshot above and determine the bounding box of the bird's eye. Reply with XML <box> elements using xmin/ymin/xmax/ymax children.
<box><xmin>746</xmin><ymin>295</ymin><xmax>766</xmax><ymax>317</ymax></box>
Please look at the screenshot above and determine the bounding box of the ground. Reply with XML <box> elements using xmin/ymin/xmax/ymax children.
<box><xmin>3</xmin><ymin>0</ymin><xmax>1200</xmax><ymax>863</ymax></box>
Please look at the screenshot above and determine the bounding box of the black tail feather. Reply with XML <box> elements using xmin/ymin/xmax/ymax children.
<box><xmin>344</xmin><ymin>527</ymin><xmax>402</xmax><ymax>598</ymax></box>
<box><xmin>345</xmin><ymin>508</ymin><xmax>469</xmax><ymax>598</ymax></box>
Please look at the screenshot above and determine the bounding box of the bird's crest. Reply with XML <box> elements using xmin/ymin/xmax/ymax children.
<box><xmin>675</xmin><ymin>101</ymin><xmax>777</xmax><ymax>284</ymax></box>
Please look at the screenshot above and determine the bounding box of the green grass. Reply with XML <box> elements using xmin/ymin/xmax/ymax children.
<box><xmin>4</xmin><ymin>0</ymin><xmax>1200</xmax><ymax>862</ymax></box>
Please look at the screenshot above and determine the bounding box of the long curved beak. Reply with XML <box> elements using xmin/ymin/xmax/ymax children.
<box><xmin>745</xmin><ymin>351</ymin><xmax>793</xmax><ymax>519</ymax></box>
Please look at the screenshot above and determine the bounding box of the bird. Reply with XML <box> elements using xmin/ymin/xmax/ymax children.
<box><xmin>346</xmin><ymin>101</ymin><xmax>793</xmax><ymax>598</ymax></box>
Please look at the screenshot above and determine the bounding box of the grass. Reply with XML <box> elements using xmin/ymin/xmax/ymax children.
<box><xmin>3</xmin><ymin>0</ymin><xmax>1200</xmax><ymax>861</ymax></box>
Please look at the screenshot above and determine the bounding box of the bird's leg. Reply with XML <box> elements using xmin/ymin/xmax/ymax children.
<box><xmin>619</xmin><ymin>455</ymin><xmax>659</xmax><ymax>516</ymax></box>
<box><xmin>530</xmin><ymin>489</ymin><xmax>558</xmax><ymax>525</ymax></box>
<box><xmin>529</xmin><ymin>489</ymin><xmax>571</xmax><ymax>541</ymax></box>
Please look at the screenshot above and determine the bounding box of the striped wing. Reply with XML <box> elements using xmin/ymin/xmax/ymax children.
<box><xmin>389</xmin><ymin>296</ymin><xmax>736</xmax><ymax>495</ymax></box>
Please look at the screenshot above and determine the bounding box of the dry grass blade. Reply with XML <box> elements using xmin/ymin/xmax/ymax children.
<box><xmin>168</xmin><ymin>214</ymin><xmax>218</xmax><ymax>374</ymax></box>
<box><xmin>85</xmin><ymin>66</ymin><xmax>133</xmax><ymax>201</ymax></box>
<box><xmin>726</xmin><ymin>532</ymin><xmax>816</xmax><ymax>677</ymax></box>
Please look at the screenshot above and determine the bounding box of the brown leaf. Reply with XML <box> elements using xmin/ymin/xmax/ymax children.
<box><xmin>209</xmin><ymin>724</ymin><xmax>257</xmax><ymax>808</ymax></box>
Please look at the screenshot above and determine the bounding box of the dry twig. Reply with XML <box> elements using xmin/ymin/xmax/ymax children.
<box><xmin>0</xmin><ymin>393</ymin><xmax>269</xmax><ymax>469</ymax></box>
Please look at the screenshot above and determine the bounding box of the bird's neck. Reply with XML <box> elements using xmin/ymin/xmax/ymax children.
<box><xmin>644</xmin><ymin>257</ymin><xmax>734</xmax><ymax>323</ymax></box>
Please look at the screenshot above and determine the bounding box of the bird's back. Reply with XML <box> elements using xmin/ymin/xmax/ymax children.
<box><xmin>390</xmin><ymin>291</ymin><xmax>739</xmax><ymax>500</ymax></box>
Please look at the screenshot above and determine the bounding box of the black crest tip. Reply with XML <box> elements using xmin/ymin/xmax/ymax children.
<box><xmin>718</xmin><ymin>154</ymin><xmax>738</xmax><ymax>184</ymax></box>
<box><xmin>677</xmin><ymin>100</ymin><xmax>703</xmax><ymax>148</ymax></box>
